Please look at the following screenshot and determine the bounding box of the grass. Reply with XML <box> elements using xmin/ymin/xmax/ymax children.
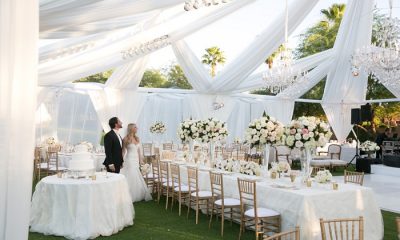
<box><xmin>30</xmin><ymin>166</ymin><xmax>399</xmax><ymax>239</ymax></box>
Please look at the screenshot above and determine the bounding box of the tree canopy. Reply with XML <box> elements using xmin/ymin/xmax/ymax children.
<box><xmin>201</xmin><ymin>46</ymin><xmax>226</xmax><ymax>77</ymax></box>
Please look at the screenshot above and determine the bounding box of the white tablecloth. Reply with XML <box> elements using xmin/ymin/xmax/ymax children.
<box><xmin>178</xmin><ymin>165</ymin><xmax>383</xmax><ymax>240</ymax></box>
<box><xmin>58</xmin><ymin>152</ymin><xmax>105</xmax><ymax>171</ymax></box>
<box><xmin>30</xmin><ymin>173</ymin><xmax>134</xmax><ymax>240</ymax></box>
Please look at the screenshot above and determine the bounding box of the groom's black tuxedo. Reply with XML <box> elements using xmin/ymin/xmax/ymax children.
<box><xmin>103</xmin><ymin>130</ymin><xmax>123</xmax><ymax>173</ymax></box>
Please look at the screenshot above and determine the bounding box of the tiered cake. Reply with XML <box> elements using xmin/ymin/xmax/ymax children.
<box><xmin>68</xmin><ymin>143</ymin><xmax>95</xmax><ymax>177</ymax></box>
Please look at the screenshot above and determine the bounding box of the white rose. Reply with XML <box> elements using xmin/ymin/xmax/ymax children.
<box><xmin>295</xmin><ymin>133</ymin><xmax>302</xmax><ymax>140</ymax></box>
<box><xmin>295</xmin><ymin>141</ymin><xmax>304</xmax><ymax>148</ymax></box>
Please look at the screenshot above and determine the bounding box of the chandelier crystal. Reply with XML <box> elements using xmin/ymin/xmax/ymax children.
<box><xmin>184</xmin><ymin>0</ymin><xmax>230</xmax><ymax>11</ymax></box>
<box><xmin>352</xmin><ymin>10</ymin><xmax>400</xmax><ymax>89</ymax></box>
<box><xmin>262</xmin><ymin>0</ymin><xmax>307</xmax><ymax>94</ymax></box>
<box><xmin>121</xmin><ymin>35</ymin><xmax>170</xmax><ymax>60</ymax></box>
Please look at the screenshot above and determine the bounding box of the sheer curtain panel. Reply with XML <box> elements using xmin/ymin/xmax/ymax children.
<box><xmin>0</xmin><ymin>0</ymin><xmax>38</xmax><ymax>239</ymax></box>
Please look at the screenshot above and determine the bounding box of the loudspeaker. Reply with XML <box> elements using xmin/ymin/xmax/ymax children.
<box><xmin>351</xmin><ymin>108</ymin><xmax>361</xmax><ymax>124</ymax></box>
<box><xmin>361</xmin><ymin>103</ymin><xmax>373</xmax><ymax>121</ymax></box>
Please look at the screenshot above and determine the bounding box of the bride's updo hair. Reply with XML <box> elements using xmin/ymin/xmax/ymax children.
<box><xmin>125</xmin><ymin>123</ymin><xmax>139</xmax><ymax>144</ymax></box>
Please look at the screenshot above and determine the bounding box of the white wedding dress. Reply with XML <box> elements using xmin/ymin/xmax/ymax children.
<box><xmin>121</xmin><ymin>143</ymin><xmax>152</xmax><ymax>202</ymax></box>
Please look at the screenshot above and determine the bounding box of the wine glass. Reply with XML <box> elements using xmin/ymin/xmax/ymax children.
<box><xmin>101</xmin><ymin>167</ymin><xmax>107</xmax><ymax>178</ymax></box>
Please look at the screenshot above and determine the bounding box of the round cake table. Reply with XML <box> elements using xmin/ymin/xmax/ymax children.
<box><xmin>30</xmin><ymin>173</ymin><xmax>134</xmax><ymax>239</ymax></box>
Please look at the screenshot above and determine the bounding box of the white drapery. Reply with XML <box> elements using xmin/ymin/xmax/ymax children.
<box><xmin>88</xmin><ymin>89</ymin><xmax>147</xmax><ymax>136</ymax></box>
<box><xmin>322</xmin><ymin>0</ymin><xmax>374</xmax><ymax>142</ymax></box>
<box><xmin>39</xmin><ymin>0</ymin><xmax>253</xmax><ymax>85</ymax></box>
<box><xmin>0</xmin><ymin>0</ymin><xmax>38</xmax><ymax>239</ymax></box>
<box><xmin>40</xmin><ymin>0</ymin><xmax>185</xmax><ymax>35</ymax></box>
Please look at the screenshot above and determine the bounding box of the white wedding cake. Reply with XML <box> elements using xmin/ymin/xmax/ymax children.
<box><xmin>68</xmin><ymin>143</ymin><xmax>95</xmax><ymax>177</ymax></box>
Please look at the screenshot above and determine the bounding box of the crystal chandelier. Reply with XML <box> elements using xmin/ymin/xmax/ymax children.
<box><xmin>262</xmin><ymin>0</ymin><xmax>307</xmax><ymax>94</ymax></box>
<box><xmin>352</xmin><ymin>3</ymin><xmax>400</xmax><ymax>88</ymax></box>
<box><xmin>184</xmin><ymin>0</ymin><xmax>230</xmax><ymax>11</ymax></box>
<box><xmin>121</xmin><ymin>35</ymin><xmax>170</xmax><ymax>60</ymax></box>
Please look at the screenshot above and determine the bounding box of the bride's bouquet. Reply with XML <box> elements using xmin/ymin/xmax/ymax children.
<box><xmin>150</xmin><ymin>121</ymin><xmax>166</xmax><ymax>134</ymax></box>
<box><xmin>283</xmin><ymin>116</ymin><xmax>332</xmax><ymax>149</ymax></box>
<box><xmin>140</xmin><ymin>163</ymin><xmax>151</xmax><ymax>175</ymax></box>
<box><xmin>195</xmin><ymin>118</ymin><xmax>228</xmax><ymax>143</ymax></box>
<box><xmin>244</xmin><ymin>115</ymin><xmax>284</xmax><ymax>148</ymax></box>
<box><xmin>177</xmin><ymin>119</ymin><xmax>199</xmax><ymax>143</ymax></box>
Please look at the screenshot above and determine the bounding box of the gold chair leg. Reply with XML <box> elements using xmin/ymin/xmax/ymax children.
<box><xmin>221</xmin><ymin>207</ymin><xmax>224</xmax><ymax>237</ymax></box>
<box><xmin>195</xmin><ymin>201</ymin><xmax>199</xmax><ymax>224</ymax></box>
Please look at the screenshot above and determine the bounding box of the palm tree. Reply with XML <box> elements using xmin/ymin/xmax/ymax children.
<box><xmin>201</xmin><ymin>46</ymin><xmax>226</xmax><ymax>77</ymax></box>
<box><xmin>321</xmin><ymin>3</ymin><xmax>346</xmax><ymax>25</ymax></box>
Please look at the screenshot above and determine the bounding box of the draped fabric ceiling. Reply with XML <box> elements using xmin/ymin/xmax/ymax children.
<box><xmin>37</xmin><ymin>0</ymin><xmax>396</xmax><ymax>143</ymax></box>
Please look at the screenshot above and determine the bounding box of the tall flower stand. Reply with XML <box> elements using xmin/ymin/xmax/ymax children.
<box><xmin>262</xmin><ymin>144</ymin><xmax>271</xmax><ymax>170</ymax></box>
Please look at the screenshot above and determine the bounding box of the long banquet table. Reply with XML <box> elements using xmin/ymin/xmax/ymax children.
<box><xmin>176</xmin><ymin>163</ymin><xmax>383</xmax><ymax>240</ymax></box>
<box><xmin>30</xmin><ymin>173</ymin><xmax>134</xmax><ymax>240</ymax></box>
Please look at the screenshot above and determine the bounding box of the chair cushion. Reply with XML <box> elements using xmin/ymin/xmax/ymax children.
<box><xmin>191</xmin><ymin>191</ymin><xmax>212</xmax><ymax>198</ymax></box>
<box><xmin>244</xmin><ymin>207</ymin><xmax>280</xmax><ymax>218</ymax></box>
<box><xmin>49</xmin><ymin>166</ymin><xmax>67</xmax><ymax>171</ymax></box>
<box><xmin>215</xmin><ymin>198</ymin><xmax>240</xmax><ymax>207</ymax></box>
<box><xmin>330</xmin><ymin>159</ymin><xmax>347</xmax><ymax>166</ymax></box>
<box><xmin>162</xmin><ymin>181</ymin><xmax>174</xmax><ymax>187</ymax></box>
<box><xmin>174</xmin><ymin>185</ymin><xmax>189</xmax><ymax>192</ymax></box>
<box><xmin>311</xmin><ymin>160</ymin><xmax>331</xmax><ymax>167</ymax></box>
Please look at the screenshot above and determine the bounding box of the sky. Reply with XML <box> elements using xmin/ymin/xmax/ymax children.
<box><xmin>146</xmin><ymin>0</ymin><xmax>400</xmax><ymax>70</ymax></box>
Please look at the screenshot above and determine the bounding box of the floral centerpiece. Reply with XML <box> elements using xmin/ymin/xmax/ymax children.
<box><xmin>195</xmin><ymin>118</ymin><xmax>228</xmax><ymax>143</ymax></box>
<box><xmin>271</xmin><ymin>161</ymin><xmax>291</xmax><ymax>173</ymax></box>
<box><xmin>177</xmin><ymin>119</ymin><xmax>199</xmax><ymax>143</ymax></box>
<box><xmin>46</xmin><ymin>137</ymin><xmax>56</xmax><ymax>145</ymax></box>
<box><xmin>360</xmin><ymin>140</ymin><xmax>380</xmax><ymax>152</ymax></box>
<box><xmin>314</xmin><ymin>169</ymin><xmax>333</xmax><ymax>183</ymax></box>
<box><xmin>244</xmin><ymin>116</ymin><xmax>284</xmax><ymax>148</ymax></box>
<box><xmin>150</xmin><ymin>121</ymin><xmax>166</xmax><ymax>134</ymax></box>
<box><xmin>283</xmin><ymin>116</ymin><xmax>333</xmax><ymax>149</ymax></box>
<box><xmin>140</xmin><ymin>163</ymin><xmax>151</xmax><ymax>175</ymax></box>
<box><xmin>214</xmin><ymin>158</ymin><xmax>261</xmax><ymax>176</ymax></box>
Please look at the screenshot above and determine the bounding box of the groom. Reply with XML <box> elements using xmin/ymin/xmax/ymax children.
<box><xmin>103</xmin><ymin>117</ymin><xmax>124</xmax><ymax>173</ymax></box>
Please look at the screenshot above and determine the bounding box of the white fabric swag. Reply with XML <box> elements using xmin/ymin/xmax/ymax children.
<box><xmin>322</xmin><ymin>0</ymin><xmax>374</xmax><ymax>142</ymax></box>
<box><xmin>172</xmin><ymin>0</ymin><xmax>319</xmax><ymax>94</ymax></box>
<box><xmin>0</xmin><ymin>0</ymin><xmax>38</xmax><ymax>239</ymax></box>
<box><xmin>40</xmin><ymin>0</ymin><xmax>186</xmax><ymax>34</ymax></box>
<box><xmin>39</xmin><ymin>0</ymin><xmax>254</xmax><ymax>85</ymax></box>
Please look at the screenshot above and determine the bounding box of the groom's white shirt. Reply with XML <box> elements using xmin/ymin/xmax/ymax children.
<box><xmin>113</xmin><ymin>129</ymin><xmax>122</xmax><ymax>147</ymax></box>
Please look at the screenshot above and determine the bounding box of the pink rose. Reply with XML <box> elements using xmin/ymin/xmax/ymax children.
<box><xmin>290</xmin><ymin>128</ymin><xmax>297</xmax><ymax>135</ymax></box>
<box><xmin>302</xmin><ymin>128</ymin><xmax>309</xmax><ymax>135</ymax></box>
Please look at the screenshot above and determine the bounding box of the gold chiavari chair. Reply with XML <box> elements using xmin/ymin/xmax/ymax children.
<box><xmin>311</xmin><ymin>167</ymin><xmax>325</xmax><ymax>177</ymax></box>
<box><xmin>163</xmin><ymin>142</ymin><xmax>173</xmax><ymax>151</ymax></box>
<box><xmin>151</xmin><ymin>158</ymin><xmax>161</xmax><ymax>198</ymax></box>
<box><xmin>344</xmin><ymin>170</ymin><xmax>364</xmax><ymax>186</ymax></box>
<box><xmin>275</xmin><ymin>145</ymin><xmax>291</xmax><ymax>165</ymax></box>
<box><xmin>264</xmin><ymin>227</ymin><xmax>300</xmax><ymax>240</ymax></box>
<box><xmin>161</xmin><ymin>150</ymin><xmax>176</xmax><ymax>160</ymax></box>
<box><xmin>46</xmin><ymin>147</ymin><xmax>66</xmax><ymax>176</ymax></box>
<box><xmin>34</xmin><ymin>147</ymin><xmax>43</xmax><ymax>181</ymax></box>
<box><xmin>187</xmin><ymin>167</ymin><xmax>213</xmax><ymax>224</ymax></box>
<box><xmin>320</xmin><ymin>216</ymin><xmax>364</xmax><ymax>240</ymax></box>
<box><xmin>396</xmin><ymin>217</ymin><xmax>400</xmax><ymax>238</ymax></box>
<box><xmin>143</xmin><ymin>143</ymin><xmax>155</xmax><ymax>163</ymax></box>
<box><xmin>237</xmin><ymin>178</ymin><xmax>281</xmax><ymax>240</ymax></box>
<box><xmin>170</xmin><ymin>163</ymin><xmax>189</xmax><ymax>216</ymax></box>
<box><xmin>159</xmin><ymin>161</ymin><xmax>173</xmax><ymax>209</ymax></box>
<box><xmin>209</xmin><ymin>172</ymin><xmax>240</xmax><ymax>236</ymax></box>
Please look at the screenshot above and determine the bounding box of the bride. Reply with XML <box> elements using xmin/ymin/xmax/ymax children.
<box><xmin>121</xmin><ymin>123</ymin><xmax>152</xmax><ymax>202</ymax></box>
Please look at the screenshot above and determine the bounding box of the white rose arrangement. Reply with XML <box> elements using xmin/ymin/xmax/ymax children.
<box><xmin>360</xmin><ymin>140</ymin><xmax>380</xmax><ymax>152</ymax></box>
<box><xmin>283</xmin><ymin>116</ymin><xmax>333</xmax><ymax>149</ymax></box>
<box><xmin>150</xmin><ymin>121</ymin><xmax>166</xmax><ymax>134</ymax></box>
<box><xmin>271</xmin><ymin>161</ymin><xmax>291</xmax><ymax>173</ymax></box>
<box><xmin>244</xmin><ymin>115</ymin><xmax>284</xmax><ymax>148</ymax></box>
<box><xmin>140</xmin><ymin>163</ymin><xmax>151</xmax><ymax>175</ymax></box>
<box><xmin>177</xmin><ymin>119</ymin><xmax>198</xmax><ymax>143</ymax></box>
<box><xmin>46</xmin><ymin>137</ymin><xmax>56</xmax><ymax>145</ymax></box>
<box><xmin>234</xmin><ymin>137</ymin><xmax>241</xmax><ymax>144</ymax></box>
<box><xmin>314</xmin><ymin>169</ymin><xmax>332</xmax><ymax>183</ymax></box>
<box><xmin>214</xmin><ymin>158</ymin><xmax>261</xmax><ymax>176</ymax></box>
<box><xmin>195</xmin><ymin>118</ymin><xmax>229</xmax><ymax>143</ymax></box>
